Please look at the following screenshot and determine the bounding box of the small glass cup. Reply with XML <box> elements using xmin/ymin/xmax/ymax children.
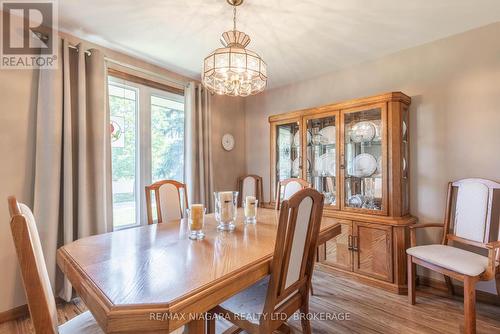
<box><xmin>243</xmin><ymin>197</ymin><xmax>258</xmax><ymax>224</ymax></box>
<box><xmin>186</xmin><ymin>204</ymin><xmax>206</xmax><ymax>240</ymax></box>
<box><xmin>214</xmin><ymin>191</ymin><xmax>238</xmax><ymax>231</ymax></box>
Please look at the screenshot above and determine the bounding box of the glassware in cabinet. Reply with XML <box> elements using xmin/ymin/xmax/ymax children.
<box><xmin>305</xmin><ymin>113</ymin><xmax>338</xmax><ymax>207</ymax></box>
<box><xmin>342</xmin><ymin>106</ymin><xmax>385</xmax><ymax>212</ymax></box>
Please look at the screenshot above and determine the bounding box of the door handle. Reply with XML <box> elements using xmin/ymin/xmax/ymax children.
<box><xmin>352</xmin><ymin>236</ymin><xmax>359</xmax><ymax>252</ymax></box>
<box><xmin>348</xmin><ymin>235</ymin><xmax>353</xmax><ymax>250</ymax></box>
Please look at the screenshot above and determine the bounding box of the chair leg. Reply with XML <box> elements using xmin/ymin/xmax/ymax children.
<box><xmin>444</xmin><ymin>275</ymin><xmax>455</xmax><ymax>296</ymax></box>
<box><xmin>300</xmin><ymin>299</ymin><xmax>312</xmax><ymax>334</ymax></box>
<box><xmin>221</xmin><ymin>325</ymin><xmax>243</xmax><ymax>334</ymax></box>
<box><xmin>407</xmin><ymin>255</ymin><xmax>416</xmax><ymax>305</ymax></box>
<box><xmin>207</xmin><ymin>316</ymin><xmax>216</xmax><ymax>334</ymax></box>
<box><xmin>187</xmin><ymin>319</ymin><xmax>206</xmax><ymax>334</ymax></box>
<box><xmin>274</xmin><ymin>323</ymin><xmax>291</xmax><ymax>334</ymax></box>
<box><xmin>496</xmin><ymin>271</ymin><xmax>500</xmax><ymax>296</ymax></box>
<box><xmin>463</xmin><ymin>276</ymin><xmax>477</xmax><ymax>334</ymax></box>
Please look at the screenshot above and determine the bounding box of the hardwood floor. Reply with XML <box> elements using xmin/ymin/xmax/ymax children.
<box><xmin>0</xmin><ymin>297</ymin><xmax>87</xmax><ymax>334</ymax></box>
<box><xmin>1</xmin><ymin>270</ymin><xmax>499</xmax><ymax>333</ymax></box>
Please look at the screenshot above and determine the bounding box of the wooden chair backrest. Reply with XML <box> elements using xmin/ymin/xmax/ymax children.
<box><xmin>275</xmin><ymin>178</ymin><xmax>310</xmax><ymax>210</ymax></box>
<box><xmin>145</xmin><ymin>180</ymin><xmax>189</xmax><ymax>225</ymax></box>
<box><xmin>263</xmin><ymin>189</ymin><xmax>324</xmax><ymax>326</ymax></box>
<box><xmin>8</xmin><ymin>197</ymin><xmax>58</xmax><ymax>334</ymax></box>
<box><xmin>443</xmin><ymin>178</ymin><xmax>500</xmax><ymax>259</ymax></box>
<box><xmin>237</xmin><ymin>175</ymin><xmax>263</xmax><ymax>207</ymax></box>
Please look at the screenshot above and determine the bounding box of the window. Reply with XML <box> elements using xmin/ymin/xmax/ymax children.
<box><xmin>151</xmin><ymin>95</ymin><xmax>184</xmax><ymax>182</ymax></box>
<box><xmin>109</xmin><ymin>82</ymin><xmax>138</xmax><ymax>228</ymax></box>
<box><xmin>108</xmin><ymin>75</ymin><xmax>185</xmax><ymax>229</ymax></box>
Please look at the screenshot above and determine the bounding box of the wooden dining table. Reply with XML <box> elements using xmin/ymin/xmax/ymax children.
<box><xmin>57</xmin><ymin>207</ymin><xmax>341</xmax><ymax>334</ymax></box>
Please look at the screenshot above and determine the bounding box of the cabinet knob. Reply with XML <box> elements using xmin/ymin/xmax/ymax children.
<box><xmin>348</xmin><ymin>235</ymin><xmax>353</xmax><ymax>250</ymax></box>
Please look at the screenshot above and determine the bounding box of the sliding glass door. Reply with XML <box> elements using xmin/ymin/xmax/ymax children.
<box><xmin>108</xmin><ymin>76</ymin><xmax>185</xmax><ymax>229</ymax></box>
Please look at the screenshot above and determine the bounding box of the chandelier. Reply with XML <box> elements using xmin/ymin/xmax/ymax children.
<box><xmin>202</xmin><ymin>0</ymin><xmax>267</xmax><ymax>97</ymax></box>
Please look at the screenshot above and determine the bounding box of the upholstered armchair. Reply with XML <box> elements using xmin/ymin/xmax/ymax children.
<box><xmin>407</xmin><ymin>178</ymin><xmax>500</xmax><ymax>334</ymax></box>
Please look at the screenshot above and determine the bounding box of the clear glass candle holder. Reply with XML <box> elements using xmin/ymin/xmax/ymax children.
<box><xmin>243</xmin><ymin>197</ymin><xmax>258</xmax><ymax>224</ymax></box>
<box><xmin>186</xmin><ymin>205</ymin><xmax>206</xmax><ymax>240</ymax></box>
<box><xmin>214</xmin><ymin>191</ymin><xmax>238</xmax><ymax>231</ymax></box>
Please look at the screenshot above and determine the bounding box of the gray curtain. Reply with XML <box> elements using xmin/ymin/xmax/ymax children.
<box><xmin>34</xmin><ymin>39</ymin><xmax>113</xmax><ymax>301</ymax></box>
<box><xmin>184</xmin><ymin>82</ymin><xmax>214</xmax><ymax>211</ymax></box>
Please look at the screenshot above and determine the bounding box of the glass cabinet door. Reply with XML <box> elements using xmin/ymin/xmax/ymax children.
<box><xmin>305</xmin><ymin>112</ymin><xmax>338</xmax><ymax>208</ymax></box>
<box><xmin>275</xmin><ymin>121</ymin><xmax>301</xmax><ymax>185</ymax></box>
<box><xmin>342</xmin><ymin>105</ymin><xmax>386</xmax><ymax>214</ymax></box>
<box><xmin>401</xmin><ymin>105</ymin><xmax>410</xmax><ymax>215</ymax></box>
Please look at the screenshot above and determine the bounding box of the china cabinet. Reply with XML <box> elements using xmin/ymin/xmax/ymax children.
<box><xmin>269</xmin><ymin>92</ymin><xmax>416</xmax><ymax>294</ymax></box>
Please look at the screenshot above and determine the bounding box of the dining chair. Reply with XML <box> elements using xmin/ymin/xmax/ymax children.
<box><xmin>276</xmin><ymin>178</ymin><xmax>319</xmax><ymax>295</ymax></box>
<box><xmin>208</xmin><ymin>188</ymin><xmax>325</xmax><ymax>334</ymax></box>
<box><xmin>275</xmin><ymin>178</ymin><xmax>310</xmax><ymax>210</ymax></box>
<box><xmin>407</xmin><ymin>178</ymin><xmax>500</xmax><ymax>334</ymax></box>
<box><xmin>237</xmin><ymin>174</ymin><xmax>263</xmax><ymax>207</ymax></box>
<box><xmin>7</xmin><ymin>196</ymin><xmax>104</xmax><ymax>334</ymax></box>
<box><xmin>145</xmin><ymin>180</ymin><xmax>189</xmax><ymax>225</ymax></box>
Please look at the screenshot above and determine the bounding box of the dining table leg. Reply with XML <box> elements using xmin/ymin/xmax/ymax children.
<box><xmin>186</xmin><ymin>318</ymin><xmax>206</xmax><ymax>333</ymax></box>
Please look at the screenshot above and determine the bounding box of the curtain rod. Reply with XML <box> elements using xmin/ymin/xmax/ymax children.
<box><xmin>67</xmin><ymin>43</ymin><xmax>190</xmax><ymax>88</ymax></box>
<box><xmin>68</xmin><ymin>43</ymin><xmax>91</xmax><ymax>56</ymax></box>
<box><xmin>33</xmin><ymin>30</ymin><xmax>191</xmax><ymax>89</ymax></box>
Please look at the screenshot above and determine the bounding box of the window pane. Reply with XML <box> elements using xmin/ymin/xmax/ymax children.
<box><xmin>151</xmin><ymin>94</ymin><xmax>185</xmax><ymax>183</ymax></box>
<box><xmin>109</xmin><ymin>83</ymin><xmax>137</xmax><ymax>228</ymax></box>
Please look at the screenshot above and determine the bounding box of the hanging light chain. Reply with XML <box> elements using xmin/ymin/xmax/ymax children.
<box><xmin>233</xmin><ymin>6</ymin><xmax>237</xmax><ymax>31</ymax></box>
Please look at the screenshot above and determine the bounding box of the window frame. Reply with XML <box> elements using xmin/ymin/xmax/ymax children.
<box><xmin>108</xmin><ymin>74</ymin><xmax>185</xmax><ymax>230</ymax></box>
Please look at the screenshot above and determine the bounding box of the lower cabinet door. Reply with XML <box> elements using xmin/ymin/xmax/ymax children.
<box><xmin>323</xmin><ymin>220</ymin><xmax>353</xmax><ymax>271</ymax></box>
<box><xmin>353</xmin><ymin>221</ymin><xmax>393</xmax><ymax>282</ymax></box>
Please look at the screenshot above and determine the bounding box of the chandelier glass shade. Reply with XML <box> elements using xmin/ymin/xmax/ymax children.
<box><xmin>202</xmin><ymin>2</ymin><xmax>267</xmax><ymax>97</ymax></box>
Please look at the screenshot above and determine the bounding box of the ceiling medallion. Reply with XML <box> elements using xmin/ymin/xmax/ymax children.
<box><xmin>202</xmin><ymin>0</ymin><xmax>267</xmax><ymax>97</ymax></box>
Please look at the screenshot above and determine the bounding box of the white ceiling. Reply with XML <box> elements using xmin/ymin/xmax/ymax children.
<box><xmin>58</xmin><ymin>0</ymin><xmax>500</xmax><ymax>88</ymax></box>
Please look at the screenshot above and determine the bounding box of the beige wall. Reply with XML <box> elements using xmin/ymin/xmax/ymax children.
<box><xmin>211</xmin><ymin>95</ymin><xmax>247</xmax><ymax>193</ymax></box>
<box><xmin>245</xmin><ymin>22</ymin><xmax>500</xmax><ymax>292</ymax></box>
<box><xmin>0</xmin><ymin>30</ymin><xmax>243</xmax><ymax>314</ymax></box>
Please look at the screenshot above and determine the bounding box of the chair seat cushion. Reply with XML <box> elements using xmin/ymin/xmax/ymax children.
<box><xmin>407</xmin><ymin>244</ymin><xmax>489</xmax><ymax>276</ymax></box>
<box><xmin>218</xmin><ymin>276</ymin><xmax>270</xmax><ymax>325</ymax></box>
<box><xmin>58</xmin><ymin>311</ymin><xmax>104</xmax><ymax>334</ymax></box>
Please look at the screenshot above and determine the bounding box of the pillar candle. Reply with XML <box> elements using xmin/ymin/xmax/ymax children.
<box><xmin>190</xmin><ymin>204</ymin><xmax>204</xmax><ymax>230</ymax></box>
<box><xmin>219</xmin><ymin>191</ymin><xmax>234</xmax><ymax>221</ymax></box>
<box><xmin>244</xmin><ymin>196</ymin><xmax>257</xmax><ymax>217</ymax></box>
